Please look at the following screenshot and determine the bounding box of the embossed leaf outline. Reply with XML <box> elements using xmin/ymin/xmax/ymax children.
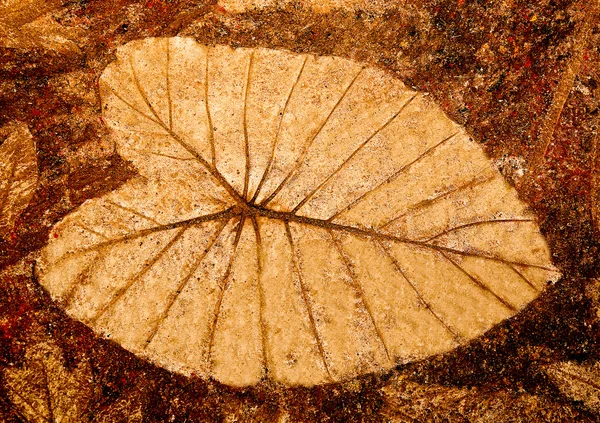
<box><xmin>37</xmin><ymin>37</ymin><xmax>560</xmax><ymax>387</ymax></box>
<box><xmin>545</xmin><ymin>361</ymin><xmax>600</xmax><ymax>414</ymax></box>
<box><xmin>0</xmin><ymin>0</ymin><xmax>81</xmax><ymax>52</ymax></box>
<box><xmin>381</xmin><ymin>377</ymin><xmax>582</xmax><ymax>421</ymax></box>
<box><xmin>3</xmin><ymin>341</ymin><xmax>95</xmax><ymax>423</ymax></box>
<box><xmin>0</xmin><ymin>122</ymin><xmax>39</xmax><ymax>239</ymax></box>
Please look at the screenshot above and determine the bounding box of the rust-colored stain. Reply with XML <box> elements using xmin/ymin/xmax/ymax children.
<box><xmin>1</xmin><ymin>0</ymin><xmax>600</xmax><ymax>421</ymax></box>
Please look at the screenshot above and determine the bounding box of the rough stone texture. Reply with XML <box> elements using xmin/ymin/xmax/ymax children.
<box><xmin>1</xmin><ymin>0</ymin><xmax>599</xmax><ymax>421</ymax></box>
<box><xmin>217</xmin><ymin>0</ymin><xmax>394</xmax><ymax>14</ymax></box>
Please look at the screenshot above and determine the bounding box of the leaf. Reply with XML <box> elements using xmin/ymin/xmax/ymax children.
<box><xmin>0</xmin><ymin>122</ymin><xmax>38</xmax><ymax>239</ymax></box>
<box><xmin>545</xmin><ymin>360</ymin><xmax>600</xmax><ymax>413</ymax></box>
<box><xmin>3</xmin><ymin>340</ymin><xmax>95</xmax><ymax>423</ymax></box>
<box><xmin>0</xmin><ymin>0</ymin><xmax>81</xmax><ymax>52</ymax></box>
<box><xmin>0</xmin><ymin>0</ymin><xmax>62</xmax><ymax>27</ymax></box>
<box><xmin>36</xmin><ymin>37</ymin><xmax>559</xmax><ymax>387</ymax></box>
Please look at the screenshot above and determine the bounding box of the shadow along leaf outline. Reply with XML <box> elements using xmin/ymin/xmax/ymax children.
<box><xmin>37</xmin><ymin>37</ymin><xmax>559</xmax><ymax>387</ymax></box>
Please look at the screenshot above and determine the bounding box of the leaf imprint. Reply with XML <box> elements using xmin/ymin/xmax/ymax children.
<box><xmin>0</xmin><ymin>121</ymin><xmax>38</xmax><ymax>239</ymax></box>
<box><xmin>36</xmin><ymin>37</ymin><xmax>560</xmax><ymax>387</ymax></box>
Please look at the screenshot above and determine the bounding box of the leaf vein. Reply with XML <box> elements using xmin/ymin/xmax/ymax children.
<box><xmin>89</xmin><ymin>226</ymin><xmax>188</xmax><ymax>325</ymax></box>
<box><xmin>48</xmin><ymin>208</ymin><xmax>238</xmax><ymax>268</ymax></box>
<box><xmin>41</xmin><ymin>361</ymin><xmax>55</xmax><ymax>423</ymax></box>
<box><xmin>376</xmin><ymin>240</ymin><xmax>462</xmax><ymax>343</ymax></box>
<box><xmin>440</xmin><ymin>251</ymin><xmax>516</xmax><ymax>312</ymax></box>
<box><xmin>379</xmin><ymin>170</ymin><xmax>496</xmax><ymax>231</ymax></box>
<box><xmin>104</xmin><ymin>199</ymin><xmax>162</xmax><ymax>226</ymax></box>
<box><xmin>166</xmin><ymin>39</ymin><xmax>173</xmax><ymax>131</ymax></box>
<box><xmin>285</xmin><ymin>221</ymin><xmax>334</xmax><ymax>382</ymax></box>
<box><xmin>254</xmin><ymin>207</ymin><xmax>554</xmax><ymax>272</ymax></box>
<box><xmin>554</xmin><ymin>366</ymin><xmax>600</xmax><ymax>392</ymax></box>
<box><xmin>509</xmin><ymin>264</ymin><xmax>541</xmax><ymax>293</ymax></box>
<box><xmin>251</xmin><ymin>55</ymin><xmax>308</xmax><ymax>203</ymax></box>
<box><xmin>129</xmin><ymin>56</ymin><xmax>244</xmax><ymax>205</ymax></box>
<box><xmin>423</xmin><ymin>218</ymin><xmax>536</xmax><ymax>242</ymax></box>
<box><xmin>243</xmin><ymin>51</ymin><xmax>255</xmax><ymax>200</ymax></box>
<box><xmin>328</xmin><ymin>229</ymin><xmax>391</xmax><ymax>363</ymax></box>
<box><xmin>292</xmin><ymin>93</ymin><xmax>419</xmax><ymax>213</ymax></box>
<box><xmin>145</xmin><ymin>219</ymin><xmax>231</xmax><ymax>348</ymax></box>
<box><xmin>206</xmin><ymin>216</ymin><xmax>246</xmax><ymax>370</ymax></box>
<box><xmin>251</xmin><ymin>216</ymin><xmax>270</xmax><ymax>377</ymax></box>
<box><xmin>261</xmin><ymin>66</ymin><xmax>365</xmax><ymax>207</ymax></box>
<box><xmin>205</xmin><ymin>47</ymin><xmax>216</xmax><ymax>167</ymax></box>
<box><xmin>327</xmin><ymin>131</ymin><xmax>459</xmax><ymax>222</ymax></box>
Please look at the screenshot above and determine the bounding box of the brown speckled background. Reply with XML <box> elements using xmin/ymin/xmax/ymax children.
<box><xmin>1</xmin><ymin>0</ymin><xmax>600</xmax><ymax>421</ymax></box>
